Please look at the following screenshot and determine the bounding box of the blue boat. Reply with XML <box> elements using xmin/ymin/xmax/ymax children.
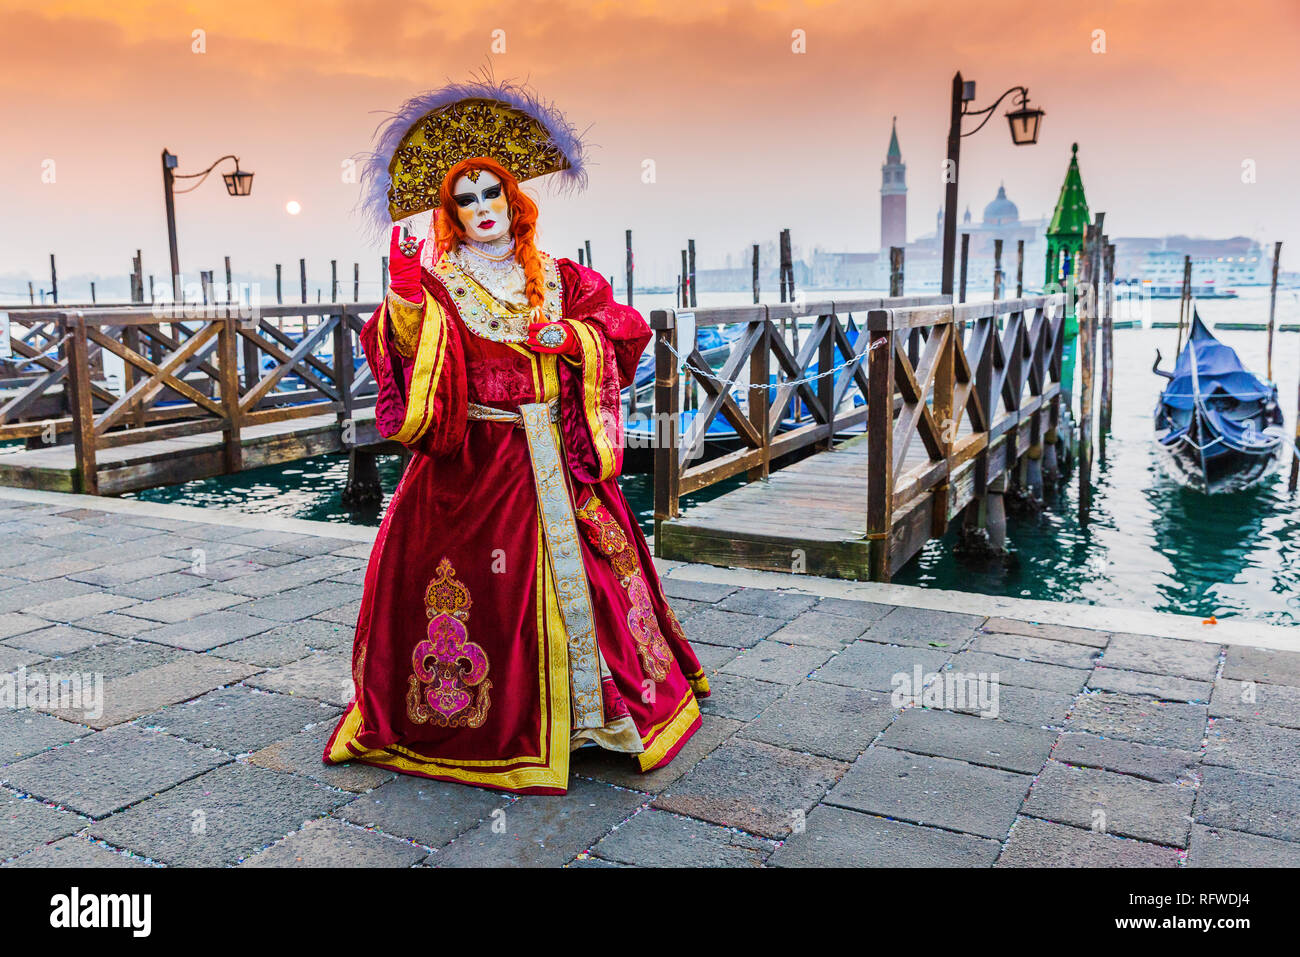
<box><xmin>1152</xmin><ymin>308</ymin><xmax>1285</xmax><ymax>493</ymax></box>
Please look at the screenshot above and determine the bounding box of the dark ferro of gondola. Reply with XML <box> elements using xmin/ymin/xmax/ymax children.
<box><xmin>1152</xmin><ymin>308</ymin><xmax>1286</xmax><ymax>493</ymax></box>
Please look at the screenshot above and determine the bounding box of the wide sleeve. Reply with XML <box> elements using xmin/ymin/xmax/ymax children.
<box><xmin>359</xmin><ymin>276</ymin><xmax>467</xmax><ymax>455</ymax></box>
<box><xmin>555</xmin><ymin>259</ymin><xmax>652</xmax><ymax>484</ymax></box>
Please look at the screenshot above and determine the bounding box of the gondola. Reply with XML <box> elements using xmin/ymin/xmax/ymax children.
<box><xmin>1152</xmin><ymin>307</ymin><xmax>1286</xmax><ymax>493</ymax></box>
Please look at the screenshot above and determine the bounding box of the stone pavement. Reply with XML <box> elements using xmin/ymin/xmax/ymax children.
<box><xmin>1</xmin><ymin>492</ymin><xmax>1298</xmax><ymax>868</ymax></box>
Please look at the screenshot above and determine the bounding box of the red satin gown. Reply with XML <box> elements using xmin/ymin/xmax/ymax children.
<box><xmin>324</xmin><ymin>249</ymin><xmax>709</xmax><ymax>794</ymax></box>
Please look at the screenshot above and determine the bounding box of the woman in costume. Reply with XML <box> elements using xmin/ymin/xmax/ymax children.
<box><xmin>324</xmin><ymin>79</ymin><xmax>710</xmax><ymax>794</ymax></box>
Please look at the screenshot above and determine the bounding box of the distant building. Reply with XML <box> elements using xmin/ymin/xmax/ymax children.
<box><xmin>880</xmin><ymin>117</ymin><xmax>907</xmax><ymax>251</ymax></box>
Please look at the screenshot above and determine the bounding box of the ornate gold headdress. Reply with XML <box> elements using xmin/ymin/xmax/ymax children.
<box><xmin>359</xmin><ymin>75</ymin><xmax>589</xmax><ymax>239</ymax></box>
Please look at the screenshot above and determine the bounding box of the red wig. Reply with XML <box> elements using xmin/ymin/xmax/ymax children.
<box><xmin>432</xmin><ymin>157</ymin><xmax>545</xmax><ymax>321</ymax></box>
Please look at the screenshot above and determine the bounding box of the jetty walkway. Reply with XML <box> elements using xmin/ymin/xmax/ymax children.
<box><xmin>0</xmin><ymin>487</ymin><xmax>1297</xmax><ymax>868</ymax></box>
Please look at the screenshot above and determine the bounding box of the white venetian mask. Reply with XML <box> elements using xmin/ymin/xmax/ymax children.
<box><xmin>451</xmin><ymin>170</ymin><xmax>512</xmax><ymax>243</ymax></box>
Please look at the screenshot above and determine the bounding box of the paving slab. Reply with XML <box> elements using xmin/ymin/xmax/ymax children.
<box><xmin>0</xmin><ymin>646</ymin><xmax>46</xmax><ymax>671</ymax></box>
<box><xmin>996</xmin><ymin>816</ymin><xmax>1182</xmax><ymax>867</ymax></box>
<box><xmin>39</xmin><ymin>638</ymin><xmax>186</xmax><ymax>680</ymax></box>
<box><xmin>248</xmin><ymin>723</ymin><xmax>396</xmax><ymax>793</ymax></box>
<box><xmin>1065</xmin><ymin>692</ymin><xmax>1207</xmax><ymax>750</ymax></box>
<box><xmin>877</xmin><ymin>707</ymin><xmax>1056</xmax><ymax>774</ymax></box>
<box><xmin>140</xmin><ymin>685</ymin><xmax>334</xmax><ymax>755</ymax></box>
<box><xmin>431</xmin><ymin>777</ymin><xmax>645</xmax><ymax>867</ymax></box>
<box><xmin>209</xmin><ymin>619</ymin><xmax>352</xmax><ymax>667</ymax></box>
<box><xmin>89</xmin><ymin>762</ymin><xmax>351</xmax><ymax>866</ymax></box>
<box><xmin>809</xmin><ymin>596</ymin><xmax>896</xmax><ymax>624</ymax></box>
<box><xmin>66</xmin><ymin>556</ymin><xmax>189</xmax><ymax>588</ymax></box>
<box><xmin>239</xmin><ymin>582</ymin><xmax>363</xmax><ymax>623</ymax></box>
<box><xmin>50</xmin><ymin>654</ymin><xmax>259</xmax><ymax>729</ymax></box>
<box><xmin>1208</xmin><ymin>677</ymin><xmax>1300</xmax><ymax>729</ymax></box>
<box><xmin>25</xmin><ymin>591</ymin><xmax>138</xmax><ymax>623</ymax></box>
<box><xmin>0</xmin><ymin>710</ymin><xmax>89</xmax><ymax>764</ymax></box>
<box><xmin>946</xmin><ymin>682</ymin><xmax>1076</xmax><ymax>728</ymax></box>
<box><xmin>1195</xmin><ymin>765</ymin><xmax>1300</xmax><ymax>842</ymax></box>
<box><xmin>714</xmin><ymin>587</ymin><xmax>818</xmax><ymax>620</ymax></box>
<box><xmin>210</xmin><ymin>556</ymin><xmax>362</xmax><ymax>598</ymax></box>
<box><xmin>1</xmin><ymin>724</ymin><xmax>229</xmax><ymax>819</ymax></box>
<box><xmin>2</xmin><ymin>625</ymin><xmax>111</xmax><ymax>657</ymax></box>
<box><xmin>0</xmin><ymin>613</ymin><xmax>53</xmax><ymax>642</ymax></box>
<box><xmin>680</xmin><ymin>607</ymin><xmax>786</xmax><ymax>649</ymax></box>
<box><xmin>1221</xmin><ymin>645</ymin><xmax>1300</xmax><ymax>687</ymax></box>
<box><xmin>0</xmin><ymin>579</ymin><xmax>101</xmax><ymax>615</ymax></box>
<box><xmin>858</xmin><ymin>606</ymin><xmax>986</xmax><ymax>649</ymax></box>
<box><xmin>1204</xmin><ymin>718</ymin><xmax>1300</xmax><ymax>778</ymax></box>
<box><xmin>118</xmin><ymin>588</ymin><xmax>250</xmax><ymax>624</ymax></box>
<box><xmin>333</xmin><ymin>774</ymin><xmax>510</xmax><ymax>848</ymax></box>
<box><xmin>1052</xmin><ymin>731</ymin><xmax>1200</xmax><ymax>785</ymax></box>
<box><xmin>695</xmin><ymin>673</ymin><xmax>786</xmax><ymax>722</ymax></box>
<box><xmin>689</xmin><ymin>643</ymin><xmax>740</xmax><ymax>673</ymax></box>
<box><xmin>589</xmin><ymin>808</ymin><xmax>774</xmax><ymax>867</ymax></box>
<box><xmin>980</xmin><ymin>618</ymin><xmax>1111</xmax><ymax>648</ymax></box>
<box><xmin>720</xmin><ymin>639</ymin><xmax>835</xmax><ymax>685</ymax></box>
<box><xmin>653</xmin><ymin>738</ymin><xmax>847</xmax><ymax>839</ymax></box>
<box><xmin>0</xmin><ymin>791</ymin><xmax>87</xmax><ymax>861</ymax></box>
<box><xmin>665</xmin><ymin>579</ymin><xmax>738</xmax><ymax>600</ymax></box>
<box><xmin>112</xmin><ymin>576</ymin><xmax>208</xmax><ymax>601</ymax></box>
<box><xmin>132</xmin><ymin>610</ymin><xmax>275</xmax><ymax>652</ymax></box>
<box><xmin>241</xmin><ymin>817</ymin><xmax>427</xmax><ymax>867</ymax></box>
<box><xmin>1101</xmin><ymin>632</ymin><xmax>1222</xmax><ymax>681</ymax></box>
<box><xmin>970</xmin><ymin>632</ymin><xmax>1102</xmax><ymax>669</ymax></box>
<box><xmin>75</xmin><ymin>612</ymin><xmax>166</xmax><ymax>640</ymax></box>
<box><xmin>244</xmin><ymin>650</ymin><xmax>353</xmax><ymax>706</ymax></box>
<box><xmin>1088</xmin><ymin>666</ymin><xmax>1211</xmax><ymax>703</ymax></box>
<box><xmin>573</xmin><ymin>714</ymin><xmax>741</xmax><ymax>792</ymax></box>
<box><xmin>1022</xmin><ymin>760</ymin><xmax>1195</xmax><ymax>848</ymax></box>
<box><xmin>950</xmin><ymin>649</ymin><xmax>1090</xmax><ymax>694</ymax></box>
<box><xmin>813</xmin><ymin>642</ymin><xmax>951</xmax><ymax>693</ymax></box>
<box><xmin>737</xmin><ymin>680</ymin><xmax>895</xmax><ymax>760</ymax></box>
<box><xmin>826</xmin><ymin>746</ymin><xmax>1031</xmax><ymax>839</ymax></box>
<box><xmin>1187</xmin><ymin>823</ymin><xmax>1300</xmax><ymax>868</ymax></box>
<box><xmin>766</xmin><ymin>610</ymin><xmax>870</xmax><ymax>649</ymax></box>
<box><xmin>770</xmin><ymin>804</ymin><xmax>1000</xmax><ymax>867</ymax></box>
<box><xmin>1</xmin><ymin>834</ymin><xmax>153</xmax><ymax>868</ymax></box>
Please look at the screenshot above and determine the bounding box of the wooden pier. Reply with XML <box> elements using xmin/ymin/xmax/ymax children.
<box><xmin>652</xmin><ymin>292</ymin><xmax>1068</xmax><ymax>581</ymax></box>
<box><xmin>0</xmin><ymin>303</ymin><xmax>383</xmax><ymax>494</ymax></box>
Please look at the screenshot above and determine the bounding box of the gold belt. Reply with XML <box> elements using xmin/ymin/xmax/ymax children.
<box><xmin>466</xmin><ymin>399</ymin><xmax>560</xmax><ymax>426</ymax></box>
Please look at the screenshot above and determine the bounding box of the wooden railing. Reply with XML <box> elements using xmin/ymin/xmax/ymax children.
<box><xmin>649</xmin><ymin>295</ymin><xmax>947</xmax><ymax>530</ymax></box>
<box><xmin>865</xmin><ymin>293</ymin><xmax>1067</xmax><ymax>578</ymax></box>
<box><xmin>0</xmin><ymin>303</ymin><xmax>380</xmax><ymax>493</ymax></box>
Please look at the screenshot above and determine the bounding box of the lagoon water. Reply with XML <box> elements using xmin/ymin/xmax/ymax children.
<box><xmin>127</xmin><ymin>285</ymin><xmax>1300</xmax><ymax>626</ymax></box>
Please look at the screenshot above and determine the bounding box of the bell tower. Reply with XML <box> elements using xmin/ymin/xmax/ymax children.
<box><xmin>880</xmin><ymin>117</ymin><xmax>907</xmax><ymax>250</ymax></box>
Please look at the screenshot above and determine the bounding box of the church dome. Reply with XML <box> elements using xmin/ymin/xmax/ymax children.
<box><xmin>983</xmin><ymin>183</ymin><xmax>1019</xmax><ymax>225</ymax></box>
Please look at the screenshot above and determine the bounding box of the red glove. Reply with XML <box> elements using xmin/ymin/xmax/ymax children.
<box><xmin>527</xmin><ymin>320</ymin><xmax>580</xmax><ymax>356</ymax></box>
<box><xmin>388</xmin><ymin>225</ymin><xmax>425</xmax><ymax>304</ymax></box>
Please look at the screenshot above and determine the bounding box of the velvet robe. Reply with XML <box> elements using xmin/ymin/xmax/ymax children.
<box><xmin>324</xmin><ymin>255</ymin><xmax>709</xmax><ymax>795</ymax></box>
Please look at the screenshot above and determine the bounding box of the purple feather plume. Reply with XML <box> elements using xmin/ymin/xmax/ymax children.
<box><xmin>356</xmin><ymin>73</ymin><xmax>590</xmax><ymax>245</ymax></box>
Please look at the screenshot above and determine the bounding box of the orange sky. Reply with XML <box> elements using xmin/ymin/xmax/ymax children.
<box><xmin>2</xmin><ymin>0</ymin><xmax>1298</xmax><ymax>296</ymax></box>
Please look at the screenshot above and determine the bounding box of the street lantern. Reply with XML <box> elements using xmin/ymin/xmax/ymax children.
<box><xmin>1005</xmin><ymin>92</ymin><xmax>1045</xmax><ymax>146</ymax></box>
<box><xmin>161</xmin><ymin>150</ymin><xmax>254</xmax><ymax>300</ymax></box>
<box><xmin>222</xmin><ymin>163</ymin><xmax>255</xmax><ymax>196</ymax></box>
<box><xmin>939</xmin><ymin>73</ymin><xmax>1046</xmax><ymax>296</ymax></box>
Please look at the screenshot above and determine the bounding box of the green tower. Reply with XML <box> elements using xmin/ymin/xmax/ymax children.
<box><xmin>1045</xmin><ymin>143</ymin><xmax>1091</xmax><ymax>341</ymax></box>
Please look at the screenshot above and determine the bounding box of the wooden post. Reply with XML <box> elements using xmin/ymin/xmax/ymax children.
<box><xmin>1077</xmin><ymin>216</ymin><xmax>1103</xmax><ymax>526</ymax></box>
<box><xmin>224</xmin><ymin>255</ymin><xmax>233</xmax><ymax>303</ymax></box>
<box><xmin>748</xmin><ymin>314</ymin><xmax>771</xmax><ymax>480</ymax></box>
<box><xmin>27</xmin><ymin>281</ymin><xmax>34</xmax><ymax>304</ymax></box>
<box><xmin>1016</xmin><ymin>239</ymin><xmax>1025</xmax><ymax>298</ymax></box>
<box><xmin>49</xmin><ymin>254</ymin><xmax>58</xmax><ymax>304</ymax></box>
<box><xmin>889</xmin><ymin>247</ymin><xmax>904</xmax><ymax>296</ymax></box>
<box><xmin>959</xmin><ymin>233</ymin><xmax>970</xmax><ymax>304</ymax></box>
<box><xmin>783</xmin><ymin>229</ymin><xmax>795</xmax><ymax>301</ymax></box>
<box><xmin>866</xmin><ymin>309</ymin><xmax>894</xmax><ymax>581</ymax></box>
<box><xmin>334</xmin><ymin>307</ymin><xmax>356</xmax><ymax>427</ymax></box>
<box><xmin>818</xmin><ymin>313</ymin><xmax>835</xmax><ymax>451</ymax></box>
<box><xmin>1266</xmin><ymin>241</ymin><xmax>1282</xmax><ymax>381</ymax></box>
<box><xmin>331</xmin><ymin>260</ymin><xmax>338</xmax><ymax>303</ymax></box>
<box><xmin>89</xmin><ymin>282</ymin><xmax>96</xmax><ymax>304</ymax></box>
<box><xmin>688</xmin><ymin>239</ymin><xmax>697</xmax><ymax>308</ymax></box>
<box><xmin>752</xmin><ymin>244</ymin><xmax>760</xmax><ymax>304</ymax></box>
<box><xmin>993</xmin><ymin>239</ymin><xmax>1004</xmax><ymax>301</ymax></box>
<box><xmin>1176</xmin><ymin>254</ymin><xmax>1192</xmax><ymax>353</ymax></box>
<box><xmin>680</xmin><ymin>250</ymin><xmax>689</xmax><ymax>308</ymax></box>
<box><xmin>625</xmin><ymin>230</ymin><xmax>634</xmax><ymax>308</ymax></box>
<box><xmin>354</xmin><ymin>263</ymin><xmax>360</xmax><ymax>302</ymax></box>
<box><xmin>276</xmin><ymin>264</ymin><xmax>283</xmax><ymax>304</ymax></box>
<box><xmin>65</xmin><ymin>314</ymin><xmax>97</xmax><ymax>494</ymax></box>
<box><xmin>584</xmin><ymin>240</ymin><xmax>593</xmax><ymax>271</ymax></box>
<box><xmin>217</xmin><ymin>315</ymin><xmax>243</xmax><ymax>474</ymax></box>
<box><xmin>1100</xmin><ymin>241</ymin><xmax>1116</xmax><ymax>457</ymax></box>
<box><xmin>932</xmin><ymin>309</ymin><xmax>955</xmax><ymax>537</ymax></box>
<box><xmin>299</xmin><ymin>259</ymin><xmax>307</xmax><ymax>304</ymax></box>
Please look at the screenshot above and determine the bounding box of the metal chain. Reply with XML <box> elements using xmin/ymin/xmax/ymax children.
<box><xmin>658</xmin><ymin>336</ymin><xmax>874</xmax><ymax>393</ymax></box>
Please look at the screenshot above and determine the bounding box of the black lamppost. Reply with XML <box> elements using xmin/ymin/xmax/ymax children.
<box><xmin>161</xmin><ymin>150</ymin><xmax>254</xmax><ymax>301</ymax></box>
<box><xmin>940</xmin><ymin>73</ymin><xmax>1045</xmax><ymax>297</ymax></box>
